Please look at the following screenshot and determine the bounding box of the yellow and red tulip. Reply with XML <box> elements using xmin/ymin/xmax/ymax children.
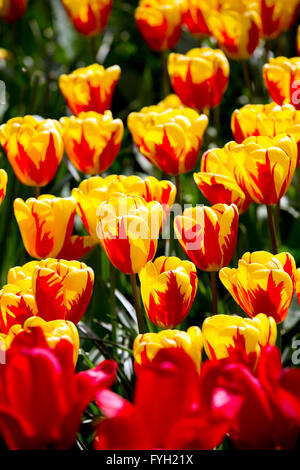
<box><xmin>167</xmin><ymin>48</ymin><xmax>229</xmax><ymax>110</ymax></box>
<box><xmin>7</xmin><ymin>261</ymin><xmax>38</xmax><ymax>291</ymax></box>
<box><xmin>194</xmin><ymin>142</ymin><xmax>252</xmax><ymax>214</ymax></box>
<box><xmin>62</xmin><ymin>0</ymin><xmax>112</xmax><ymax>36</ymax></box>
<box><xmin>139</xmin><ymin>256</ymin><xmax>198</xmax><ymax>328</ymax></box>
<box><xmin>133</xmin><ymin>326</ymin><xmax>203</xmax><ymax>372</ymax></box>
<box><xmin>182</xmin><ymin>0</ymin><xmax>222</xmax><ymax>36</ymax></box>
<box><xmin>202</xmin><ymin>313</ymin><xmax>277</xmax><ymax>370</ymax></box>
<box><xmin>0</xmin><ymin>0</ymin><xmax>27</xmax><ymax>22</ymax></box>
<box><xmin>257</xmin><ymin>0</ymin><xmax>299</xmax><ymax>39</ymax></box>
<box><xmin>14</xmin><ymin>195</ymin><xmax>97</xmax><ymax>260</ymax></box>
<box><xmin>59</xmin><ymin>64</ymin><xmax>121</xmax><ymax>116</ymax></box>
<box><xmin>32</xmin><ymin>258</ymin><xmax>94</xmax><ymax>324</ymax></box>
<box><xmin>96</xmin><ymin>195</ymin><xmax>162</xmax><ymax>274</ymax></box>
<box><xmin>0</xmin><ymin>283</ymin><xmax>37</xmax><ymax>334</ymax></box>
<box><xmin>135</xmin><ymin>0</ymin><xmax>183</xmax><ymax>52</ymax></box>
<box><xmin>263</xmin><ymin>57</ymin><xmax>300</xmax><ymax>110</ymax></box>
<box><xmin>72</xmin><ymin>175</ymin><xmax>176</xmax><ymax>239</ymax></box>
<box><xmin>207</xmin><ymin>0</ymin><xmax>261</xmax><ymax>59</ymax></box>
<box><xmin>0</xmin><ymin>169</ymin><xmax>7</xmax><ymax>206</ymax></box>
<box><xmin>219</xmin><ymin>251</ymin><xmax>296</xmax><ymax>323</ymax></box>
<box><xmin>0</xmin><ymin>316</ymin><xmax>80</xmax><ymax>365</ymax></box>
<box><xmin>60</xmin><ymin>111</ymin><xmax>123</xmax><ymax>175</ymax></box>
<box><xmin>0</xmin><ymin>116</ymin><xmax>64</xmax><ymax>187</ymax></box>
<box><xmin>128</xmin><ymin>106</ymin><xmax>208</xmax><ymax>175</ymax></box>
<box><xmin>228</xmin><ymin>135</ymin><xmax>297</xmax><ymax>205</ymax></box>
<box><xmin>174</xmin><ymin>203</ymin><xmax>239</xmax><ymax>271</ymax></box>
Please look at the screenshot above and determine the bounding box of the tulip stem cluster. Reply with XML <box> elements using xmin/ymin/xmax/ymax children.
<box><xmin>241</xmin><ymin>60</ymin><xmax>254</xmax><ymax>104</ymax></box>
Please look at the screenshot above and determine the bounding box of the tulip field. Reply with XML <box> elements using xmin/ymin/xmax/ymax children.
<box><xmin>1</xmin><ymin>0</ymin><xmax>300</xmax><ymax>452</ymax></box>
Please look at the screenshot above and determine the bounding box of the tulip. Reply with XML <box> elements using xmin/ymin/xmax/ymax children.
<box><xmin>219</xmin><ymin>251</ymin><xmax>296</xmax><ymax>323</ymax></box>
<box><xmin>0</xmin><ymin>116</ymin><xmax>64</xmax><ymax>187</ymax></box>
<box><xmin>14</xmin><ymin>195</ymin><xmax>97</xmax><ymax>260</ymax></box>
<box><xmin>202</xmin><ymin>313</ymin><xmax>276</xmax><ymax>370</ymax></box>
<box><xmin>139</xmin><ymin>256</ymin><xmax>198</xmax><ymax>328</ymax></box>
<box><xmin>32</xmin><ymin>258</ymin><xmax>94</xmax><ymax>324</ymax></box>
<box><xmin>135</xmin><ymin>0</ymin><xmax>183</xmax><ymax>52</ymax></box>
<box><xmin>0</xmin><ymin>316</ymin><xmax>80</xmax><ymax>365</ymax></box>
<box><xmin>295</xmin><ymin>268</ymin><xmax>300</xmax><ymax>306</ymax></box>
<box><xmin>60</xmin><ymin>111</ymin><xmax>123</xmax><ymax>175</ymax></box>
<box><xmin>7</xmin><ymin>261</ymin><xmax>38</xmax><ymax>291</ymax></box>
<box><xmin>182</xmin><ymin>0</ymin><xmax>222</xmax><ymax>36</ymax></box>
<box><xmin>133</xmin><ymin>326</ymin><xmax>203</xmax><ymax>372</ymax></box>
<box><xmin>128</xmin><ymin>107</ymin><xmax>208</xmax><ymax>175</ymax></box>
<box><xmin>207</xmin><ymin>0</ymin><xmax>261</xmax><ymax>59</ymax></box>
<box><xmin>0</xmin><ymin>327</ymin><xmax>117</xmax><ymax>449</ymax></box>
<box><xmin>257</xmin><ymin>0</ymin><xmax>299</xmax><ymax>39</ymax></box>
<box><xmin>229</xmin><ymin>135</ymin><xmax>297</xmax><ymax>207</ymax></box>
<box><xmin>0</xmin><ymin>0</ymin><xmax>27</xmax><ymax>22</ymax></box>
<box><xmin>0</xmin><ymin>169</ymin><xmax>7</xmax><ymax>206</ymax></box>
<box><xmin>62</xmin><ymin>0</ymin><xmax>113</xmax><ymax>36</ymax></box>
<box><xmin>72</xmin><ymin>175</ymin><xmax>176</xmax><ymax>239</ymax></box>
<box><xmin>194</xmin><ymin>142</ymin><xmax>252</xmax><ymax>214</ymax></box>
<box><xmin>59</xmin><ymin>64</ymin><xmax>121</xmax><ymax>116</ymax></box>
<box><xmin>174</xmin><ymin>203</ymin><xmax>239</xmax><ymax>272</ymax></box>
<box><xmin>203</xmin><ymin>346</ymin><xmax>300</xmax><ymax>449</ymax></box>
<box><xmin>95</xmin><ymin>348</ymin><xmax>241</xmax><ymax>450</ymax></box>
<box><xmin>168</xmin><ymin>48</ymin><xmax>229</xmax><ymax>110</ymax></box>
<box><xmin>0</xmin><ymin>283</ymin><xmax>37</xmax><ymax>334</ymax></box>
<box><xmin>96</xmin><ymin>195</ymin><xmax>162</xmax><ymax>274</ymax></box>
<box><xmin>263</xmin><ymin>57</ymin><xmax>300</xmax><ymax>110</ymax></box>
<box><xmin>231</xmin><ymin>102</ymin><xmax>300</xmax><ymax>164</ymax></box>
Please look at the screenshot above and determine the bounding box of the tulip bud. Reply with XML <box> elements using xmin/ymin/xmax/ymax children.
<box><xmin>60</xmin><ymin>111</ymin><xmax>123</xmax><ymax>175</ymax></box>
<box><xmin>0</xmin><ymin>116</ymin><xmax>64</xmax><ymax>187</ymax></box>
<box><xmin>62</xmin><ymin>0</ymin><xmax>113</xmax><ymax>36</ymax></box>
<box><xmin>133</xmin><ymin>326</ymin><xmax>203</xmax><ymax>372</ymax></box>
<box><xmin>0</xmin><ymin>0</ymin><xmax>28</xmax><ymax>22</ymax></box>
<box><xmin>263</xmin><ymin>57</ymin><xmax>300</xmax><ymax>110</ymax></box>
<box><xmin>139</xmin><ymin>256</ymin><xmax>198</xmax><ymax>328</ymax></box>
<box><xmin>168</xmin><ymin>47</ymin><xmax>229</xmax><ymax>110</ymax></box>
<box><xmin>174</xmin><ymin>203</ymin><xmax>239</xmax><ymax>271</ymax></box>
<box><xmin>219</xmin><ymin>251</ymin><xmax>296</xmax><ymax>323</ymax></box>
<box><xmin>0</xmin><ymin>169</ymin><xmax>7</xmax><ymax>206</ymax></box>
<box><xmin>59</xmin><ymin>64</ymin><xmax>121</xmax><ymax>116</ymax></box>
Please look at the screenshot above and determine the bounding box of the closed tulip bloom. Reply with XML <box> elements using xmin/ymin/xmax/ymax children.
<box><xmin>168</xmin><ymin>48</ymin><xmax>229</xmax><ymax>110</ymax></box>
<box><xmin>0</xmin><ymin>116</ymin><xmax>63</xmax><ymax>187</ymax></box>
<box><xmin>96</xmin><ymin>195</ymin><xmax>162</xmax><ymax>274</ymax></box>
<box><xmin>208</xmin><ymin>0</ymin><xmax>261</xmax><ymax>59</ymax></box>
<box><xmin>62</xmin><ymin>0</ymin><xmax>112</xmax><ymax>36</ymax></box>
<box><xmin>219</xmin><ymin>251</ymin><xmax>296</xmax><ymax>323</ymax></box>
<box><xmin>0</xmin><ymin>327</ymin><xmax>117</xmax><ymax>450</ymax></box>
<box><xmin>0</xmin><ymin>283</ymin><xmax>37</xmax><ymax>334</ymax></box>
<box><xmin>0</xmin><ymin>0</ymin><xmax>27</xmax><ymax>22</ymax></box>
<box><xmin>174</xmin><ymin>204</ymin><xmax>239</xmax><ymax>272</ymax></box>
<box><xmin>0</xmin><ymin>316</ymin><xmax>80</xmax><ymax>365</ymax></box>
<box><xmin>229</xmin><ymin>135</ymin><xmax>297</xmax><ymax>205</ymax></box>
<box><xmin>139</xmin><ymin>256</ymin><xmax>198</xmax><ymax>328</ymax></box>
<box><xmin>128</xmin><ymin>107</ymin><xmax>208</xmax><ymax>175</ymax></box>
<box><xmin>202</xmin><ymin>313</ymin><xmax>277</xmax><ymax>370</ymax></box>
<box><xmin>263</xmin><ymin>57</ymin><xmax>300</xmax><ymax>110</ymax></box>
<box><xmin>73</xmin><ymin>175</ymin><xmax>176</xmax><ymax>239</ymax></box>
<box><xmin>7</xmin><ymin>261</ymin><xmax>39</xmax><ymax>291</ymax></box>
<box><xmin>60</xmin><ymin>111</ymin><xmax>123</xmax><ymax>175</ymax></box>
<box><xmin>182</xmin><ymin>0</ymin><xmax>222</xmax><ymax>36</ymax></box>
<box><xmin>133</xmin><ymin>326</ymin><xmax>203</xmax><ymax>372</ymax></box>
<box><xmin>32</xmin><ymin>259</ymin><xmax>94</xmax><ymax>324</ymax></box>
<box><xmin>59</xmin><ymin>64</ymin><xmax>121</xmax><ymax>116</ymax></box>
<box><xmin>0</xmin><ymin>169</ymin><xmax>7</xmax><ymax>206</ymax></box>
<box><xmin>295</xmin><ymin>268</ymin><xmax>300</xmax><ymax>305</ymax></box>
<box><xmin>135</xmin><ymin>0</ymin><xmax>183</xmax><ymax>52</ymax></box>
<box><xmin>194</xmin><ymin>142</ymin><xmax>252</xmax><ymax>213</ymax></box>
<box><xmin>257</xmin><ymin>0</ymin><xmax>299</xmax><ymax>39</ymax></box>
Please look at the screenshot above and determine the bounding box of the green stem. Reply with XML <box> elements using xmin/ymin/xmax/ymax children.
<box><xmin>110</xmin><ymin>263</ymin><xmax>117</xmax><ymax>351</ymax></box>
<box><xmin>210</xmin><ymin>271</ymin><xmax>218</xmax><ymax>314</ymax></box>
<box><xmin>161</xmin><ymin>50</ymin><xmax>171</xmax><ymax>97</ymax></box>
<box><xmin>241</xmin><ymin>60</ymin><xmax>254</xmax><ymax>104</ymax></box>
<box><xmin>35</xmin><ymin>186</ymin><xmax>40</xmax><ymax>198</ymax></box>
<box><xmin>130</xmin><ymin>273</ymin><xmax>145</xmax><ymax>334</ymax></box>
<box><xmin>266</xmin><ymin>205</ymin><xmax>278</xmax><ymax>255</ymax></box>
<box><xmin>175</xmin><ymin>174</ymin><xmax>182</xmax><ymax>206</ymax></box>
